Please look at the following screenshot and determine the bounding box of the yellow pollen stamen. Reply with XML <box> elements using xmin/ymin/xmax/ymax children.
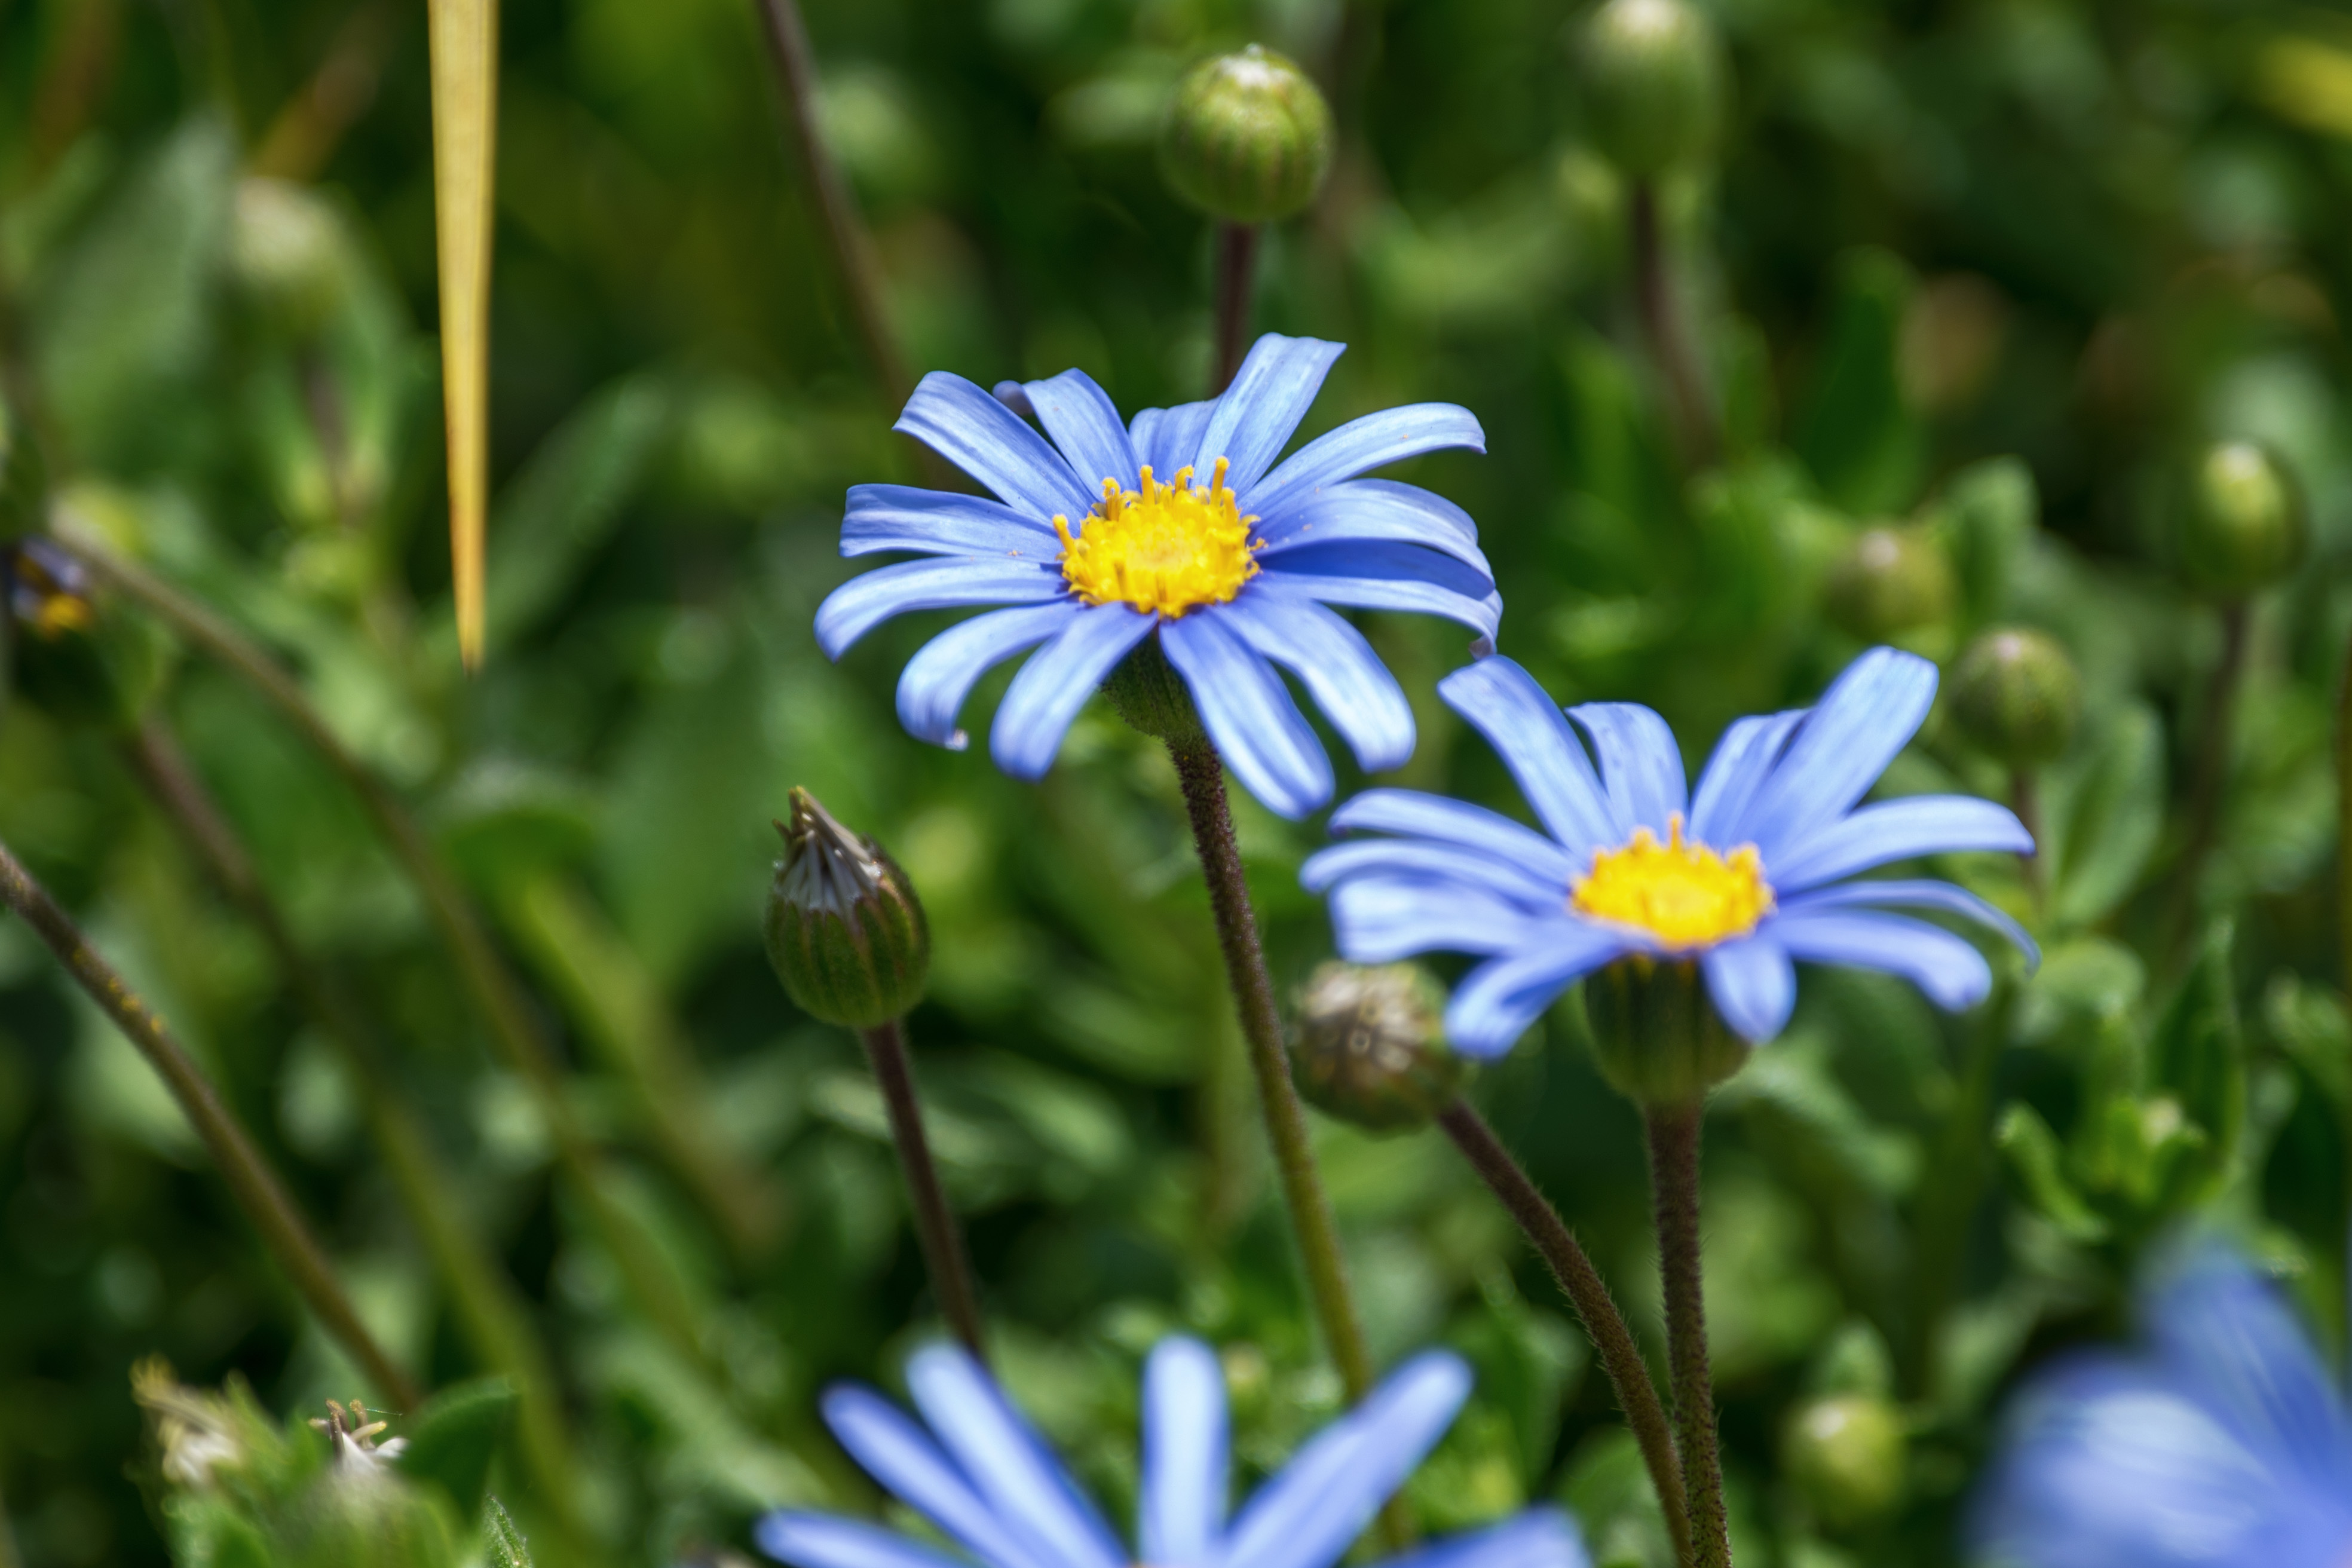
<box><xmin>1053</xmin><ymin>456</ymin><xmax>1260</xmax><ymax>616</ymax></box>
<box><xmin>1571</xmin><ymin>813</ymin><xmax>1773</xmax><ymax>950</ymax></box>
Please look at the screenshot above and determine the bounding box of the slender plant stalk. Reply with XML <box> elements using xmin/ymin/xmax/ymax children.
<box><xmin>1437</xmin><ymin>1103</ymin><xmax>1693</xmax><ymax>1568</ymax></box>
<box><xmin>0</xmin><ymin>834</ymin><xmax>419</xmax><ymax>1409</ymax></box>
<box><xmin>2171</xmin><ymin>600</ymin><xmax>2250</xmax><ymax>956</ymax></box>
<box><xmin>1210</xmin><ymin>221</ymin><xmax>1261</xmax><ymax>396</ymax></box>
<box><xmin>2011</xmin><ymin>770</ymin><xmax>2046</xmax><ymax>920</ymax></box>
<box><xmin>1629</xmin><ymin>180</ymin><xmax>1713</xmax><ymax>466</ymax></box>
<box><xmin>1646</xmin><ymin>1102</ymin><xmax>1730</xmax><ymax>1568</ymax></box>
<box><xmin>2336</xmin><ymin>627</ymin><xmax>2352</xmax><ymax>1273</ymax></box>
<box><xmin>1901</xmin><ymin>978</ymin><xmax>2013</xmax><ymax>1401</ymax></box>
<box><xmin>858</xmin><ymin>1019</ymin><xmax>988</xmax><ymax>1359</ymax></box>
<box><xmin>122</xmin><ymin>720</ymin><xmax>584</xmax><ymax>1534</ymax></box>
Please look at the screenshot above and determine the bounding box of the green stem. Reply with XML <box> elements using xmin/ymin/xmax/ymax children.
<box><xmin>859</xmin><ymin>1018</ymin><xmax>989</xmax><ymax>1361</ymax></box>
<box><xmin>1901</xmin><ymin>977</ymin><xmax>2012</xmax><ymax>1400</ymax></box>
<box><xmin>2170</xmin><ymin>599</ymin><xmax>2249</xmax><ymax>958</ymax></box>
<box><xmin>1629</xmin><ymin>180</ymin><xmax>1714</xmax><ymax>467</ymax></box>
<box><xmin>1438</xmin><ymin>1102</ymin><xmax>1693</xmax><ymax>1568</ymax></box>
<box><xmin>2011</xmin><ymin>770</ymin><xmax>2046</xmax><ymax>923</ymax></box>
<box><xmin>0</xmin><ymin>832</ymin><xmax>420</xmax><ymax>1410</ymax></box>
<box><xmin>1646</xmin><ymin>1101</ymin><xmax>1730</xmax><ymax>1568</ymax></box>
<box><xmin>1210</xmin><ymin>221</ymin><xmax>1261</xmax><ymax>396</ymax></box>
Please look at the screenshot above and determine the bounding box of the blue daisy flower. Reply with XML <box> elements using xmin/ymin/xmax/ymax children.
<box><xmin>1972</xmin><ymin>1246</ymin><xmax>2352</xmax><ymax>1568</ymax></box>
<box><xmin>815</xmin><ymin>333</ymin><xmax>1495</xmax><ymax>819</ymax></box>
<box><xmin>1301</xmin><ymin>646</ymin><xmax>2039</xmax><ymax>1055</ymax></box>
<box><xmin>757</xmin><ymin>1339</ymin><xmax>1587</xmax><ymax>1568</ymax></box>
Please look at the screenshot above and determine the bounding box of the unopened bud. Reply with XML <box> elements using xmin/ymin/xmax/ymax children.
<box><xmin>1160</xmin><ymin>45</ymin><xmax>1334</xmax><ymax>224</ymax></box>
<box><xmin>1782</xmin><ymin>1394</ymin><xmax>1906</xmax><ymax>1530</ymax></box>
<box><xmin>765</xmin><ymin>789</ymin><xmax>929</xmax><ymax>1028</ymax></box>
<box><xmin>1578</xmin><ymin>0</ymin><xmax>1726</xmax><ymax>179</ymax></box>
<box><xmin>1584</xmin><ymin>958</ymin><xmax>1747</xmax><ymax>1105</ymax></box>
<box><xmin>1291</xmin><ymin>962</ymin><xmax>1469</xmax><ymax>1132</ymax></box>
<box><xmin>1824</xmin><ymin>525</ymin><xmax>1956</xmax><ymax>642</ymax></box>
<box><xmin>1950</xmin><ymin>627</ymin><xmax>2081</xmax><ymax>770</ymax></box>
<box><xmin>2180</xmin><ymin>440</ymin><xmax>2304</xmax><ymax>599</ymax></box>
<box><xmin>230</xmin><ymin>178</ymin><xmax>354</xmax><ymax>341</ymax></box>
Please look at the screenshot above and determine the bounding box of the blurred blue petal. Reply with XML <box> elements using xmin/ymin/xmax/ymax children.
<box><xmin>842</xmin><ymin>485</ymin><xmax>1062</xmax><ymax>559</ymax></box>
<box><xmin>1324</xmin><ymin>876</ymin><xmax>1546</xmax><ymax>962</ymax></box>
<box><xmin>1301</xmin><ymin>840</ymin><xmax>1564</xmax><ymax>906</ymax></box>
<box><xmin>896</xmin><ymin>371</ymin><xmax>1097</xmax><ymax>520</ymax></box>
<box><xmin>1772</xmin><ymin>909</ymin><xmax>1990</xmax><ymax>1010</ymax></box>
<box><xmin>1699</xmin><ymin>936</ymin><xmax>1796</xmax><ymax>1043</ymax></box>
<box><xmin>1436</xmin><ymin>657</ymin><xmax>1619</xmax><ymax>856</ymax></box>
<box><xmin>820</xmin><ymin>1385</ymin><xmax>1035</xmax><ymax>1568</ymax></box>
<box><xmin>1248</xmin><ymin>405</ymin><xmax>1487</xmax><ymax>517</ymax></box>
<box><xmin>1328</xmin><ymin>790</ymin><xmax>1579</xmax><ymax>887</ymax></box>
<box><xmin>1446</xmin><ymin>937</ymin><xmax>1627</xmax><ymax>1058</ymax></box>
<box><xmin>1738</xmin><ymin>647</ymin><xmax>1938</xmax><ymax>858</ymax></box>
<box><xmin>759</xmin><ymin>1514</ymin><xmax>977</xmax><ymax>1568</ymax></box>
<box><xmin>1192</xmin><ymin>334</ymin><xmax>1347</xmax><ymax>494</ymax></box>
<box><xmin>1022</xmin><ymin>368</ymin><xmax>1140</xmax><ymax>494</ymax></box>
<box><xmin>988</xmin><ymin>606</ymin><xmax>1155</xmax><ymax>779</ymax></box>
<box><xmin>1769</xmin><ymin>795</ymin><xmax>2032</xmax><ymax>890</ymax></box>
<box><xmin>1781</xmin><ymin>878</ymin><xmax>2038</xmax><ymax>967</ymax></box>
<box><xmin>1140</xmin><ymin>1337</ymin><xmax>1228</xmax><ymax>1568</ymax></box>
<box><xmin>896</xmin><ymin>603</ymin><xmax>1080</xmax><ymax>748</ymax></box>
<box><xmin>1223</xmin><ymin>587</ymin><xmax>1414</xmax><ymax>773</ymax></box>
<box><xmin>1686</xmin><ymin>710</ymin><xmax>1805</xmax><ymax>847</ymax></box>
<box><xmin>1569</xmin><ymin>703</ymin><xmax>1688</xmax><ymax>837</ymax></box>
<box><xmin>1256</xmin><ymin>479</ymin><xmax>1490</xmax><ymax>575</ymax></box>
<box><xmin>906</xmin><ymin>1346</ymin><xmax>1126</xmax><ymax>1568</ymax></box>
<box><xmin>1370</xmin><ymin>1511</ymin><xmax>1590</xmax><ymax>1568</ymax></box>
<box><xmin>817</xmin><ymin>559</ymin><xmax>1068</xmax><ymax>660</ymax></box>
<box><xmin>1162</xmin><ymin>612</ymin><xmax>1334</xmax><ymax>819</ymax></box>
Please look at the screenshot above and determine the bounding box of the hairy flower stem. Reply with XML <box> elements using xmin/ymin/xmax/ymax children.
<box><xmin>1630</xmin><ymin>181</ymin><xmax>1714</xmax><ymax>467</ymax></box>
<box><xmin>1210</xmin><ymin>222</ymin><xmax>1261</xmax><ymax>396</ymax></box>
<box><xmin>2170</xmin><ymin>601</ymin><xmax>2249</xmax><ymax>959</ymax></box>
<box><xmin>859</xmin><ymin>1018</ymin><xmax>989</xmax><ymax>1361</ymax></box>
<box><xmin>0</xmin><ymin>834</ymin><xmax>420</xmax><ymax>1410</ymax></box>
<box><xmin>1438</xmin><ymin>1103</ymin><xmax>1693</xmax><ymax>1568</ymax></box>
<box><xmin>1646</xmin><ymin>1101</ymin><xmax>1731</xmax><ymax>1568</ymax></box>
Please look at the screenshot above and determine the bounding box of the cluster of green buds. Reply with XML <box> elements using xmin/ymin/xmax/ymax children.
<box><xmin>765</xmin><ymin>788</ymin><xmax>930</xmax><ymax>1028</ymax></box>
<box><xmin>2178</xmin><ymin>439</ymin><xmax>2305</xmax><ymax>601</ymax></box>
<box><xmin>1160</xmin><ymin>45</ymin><xmax>1334</xmax><ymax>225</ymax></box>
<box><xmin>1290</xmin><ymin>961</ymin><xmax>1469</xmax><ymax>1132</ymax></box>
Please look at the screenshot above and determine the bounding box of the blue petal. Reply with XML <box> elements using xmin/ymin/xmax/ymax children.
<box><xmin>757</xmin><ymin>1515</ymin><xmax>977</xmax><ymax>1568</ymax></box>
<box><xmin>820</xmin><ymin>1385</ymin><xmax>1036</xmax><ymax>1568</ymax></box>
<box><xmin>1246</xmin><ymin>405</ymin><xmax>1486</xmax><ymax>518</ymax></box>
<box><xmin>1257</xmin><ymin>539</ymin><xmax>1493</xmax><ymax>600</ymax></box>
<box><xmin>1134</xmin><ymin>401</ymin><xmax>1218</xmax><ymax>480</ymax></box>
<box><xmin>1569</xmin><ymin>703</ymin><xmax>1688</xmax><ymax>837</ymax></box>
<box><xmin>897</xmin><ymin>603</ymin><xmax>1083</xmax><ymax>748</ymax></box>
<box><xmin>992</xmin><ymin>381</ymin><xmax>1036</xmax><ymax>417</ymax></box>
<box><xmin>1769</xmin><ymin>796</ymin><xmax>2034</xmax><ymax>890</ymax></box>
<box><xmin>1140</xmin><ymin>1337</ymin><xmax>1228</xmax><ymax>1568</ymax></box>
<box><xmin>843</xmin><ymin>485</ymin><xmax>1063</xmax><ymax>559</ymax></box>
<box><xmin>1446</xmin><ymin>934</ymin><xmax>1627</xmax><ymax>1058</ymax></box>
<box><xmin>1258</xmin><ymin>566</ymin><xmax>1502</xmax><ymax>639</ymax></box>
<box><xmin>1699</xmin><ymin>936</ymin><xmax>1796</xmax><ymax>1043</ymax></box>
<box><xmin>1161</xmin><ymin>611</ymin><xmax>1335</xmax><ymax>819</ymax></box>
<box><xmin>1368</xmin><ymin>1512</ymin><xmax>1590</xmax><ymax>1568</ymax></box>
<box><xmin>1327</xmin><ymin>789</ymin><xmax>1579</xmax><ymax>887</ymax></box>
<box><xmin>897</xmin><ymin>372</ymin><xmax>1098</xmax><ymax>521</ymax></box>
<box><xmin>1191</xmin><ymin>335</ymin><xmax>1346</xmax><ymax>495</ymax></box>
<box><xmin>1022</xmin><ymin>369</ymin><xmax>1140</xmax><ymax>494</ymax></box>
<box><xmin>905</xmin><ymin>1346</ymin><xmax>1126</xmax><ymax>1568</ymax></box>
<box><xmin>1769</xmin><ymin>908</ymin><xmax>1992</xmax><ymax>1012</ymax></box>
<box><xmin>989</xmin><ymin>606</ymin><xmax>1157</xmax><ymax>780</ymax></box>
<box><xmin>1255</xmin><ymin>479</ymin><xmax>1490</xmax><ymax>576</ymax></box>
<box><xmin>1436</xmin><ymin>657</ymin><xmax>1621</xmax><ymax>858</ymax></box>
<box><xmin>1322</xmin><ymin>876</ymin><xmax>1547</xmax><ymax>963</ymax></box>
<box><xmin>1780</xmin><ymin>878</ymin><xmax>2039</xmax><ymax>969</ymax></box>
<box><xmin>1218</xmin><ymin>586</ymin><xmax>1415</xmax><ymax>773</ymax></box>
<box><xmin>1222</xmin><ymin>1352</ymin><xmax>1471</xmax><ymax>1568</ymax></box>
<box><xmin>818</xmin><ymin>559</ymin><xmax>1070</xmax><ymax>659</ymax></box>
<box><xmin>1741</xmin><ymin>648</ymin><xmax>1938</xmax><ymax>860</ymax></box>
<box><xmin>1299</xmin><ymin>840</ymin><xmax>1565</xmax><ymax>907</ymax></box>
<box><xmin>1687</xmin><ymin>711</ymin><xmax>1805</xmax><ymax>849</ymax></box>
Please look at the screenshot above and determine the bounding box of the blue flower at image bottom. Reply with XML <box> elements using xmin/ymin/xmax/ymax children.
<box><xmin>1302</xmin><ymin>646</ymin><xmax>2039</xmax><ymax>1054</ymax></box>
<box><xmin>815</xmin><ymin>333</ymin><xmax>1496</xmax><ymax>819</ymax></box>
<box><xmin>757</xmin><ymin>1339</ymin><xmax>1587</xmax><ymax>1568</ymax></box>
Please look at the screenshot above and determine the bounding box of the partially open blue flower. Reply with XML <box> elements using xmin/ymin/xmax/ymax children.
<box><xmin>816</xmin><ymin>335</ymin><xmax>1495</xmax><ymax>818</ymax></box>
<box><xmin>757</xmin><ymin>1339</ymin><xmax>1586</xmax><ymax>1568</ymax></box>
<box><xmin>1301</xmin><ymin>647</ymin><xmax>2038</xmax><ymax>1055</ymax></box>
<box><xmin>1973</xmin><ymin>1246</ymin><xmax>2352</xmax><ymax>1568</ymax></box>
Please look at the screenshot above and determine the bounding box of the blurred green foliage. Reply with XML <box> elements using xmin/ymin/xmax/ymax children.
<box><xmin>4</xmin><ymin>1</ymin><xmax>2352</xmax><ymax>1566</ymax></box>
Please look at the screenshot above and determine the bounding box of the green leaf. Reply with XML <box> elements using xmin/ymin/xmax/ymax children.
<box><xmin>1993</xmin><ymin>1102</ymin><xmax>2108</xmax><ymax>1242</ymax></box>
<box><xmin>1934</xmin><ymin>456</ymin><xmax>2037</xmax><ymax>627</ymax></box>
<box><xmin>483</xmin><ymin>1498</ymin><xmax>534</xmax><ymax>1568</ymax></box>
<box><xmin>2044</xmin><ymin>702</ymin><xmax>2165</xmax><ymax>929</ymax></box>
<box><xmin>1791</xmin><ymin>248</ymin><xmax>1924</xmax><ymax>514</ymax></box>
<box><xmin>2146</xmin><ymin>923</ymin><xmax>2244</xmax><ymax>1210</ymax></box>
<box><xmin>395</xmin><ymin>1377</ymin><xmax>515</xmax><ymax>1519</ymax></box>
<box><xmin>2264</xmin><ymin>973</ymin><xmax>2351</xmax><ymax>1110</ymax></box>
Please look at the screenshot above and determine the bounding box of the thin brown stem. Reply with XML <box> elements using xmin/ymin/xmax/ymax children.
<box><xmin>2011</xmin><ymin>770</ymin><xmax>2047</xmax><ymax>921</ymax></box>
<box><xmin>0</xmin><ymin>834</ymin><xmax>419</xmax><ymax>1409</ymax></box>
<box><xmin>1630</xmin><ymin>181</ymin><xmax>1713</xmax><ymax>467</ymax></box>
<box><xmin>1646</xmin><ymin>1102</ymin><xmax>1729</xmax><ymax>1568</ymax></box>
<box><xmin>1438</xmin><ymin>1103</ymin><xmax>1693</xmax><ymax>1567</ymax></box>
<box><xmin>859</xmin><ymin>1019</ymin><xmax>988</xmax><ymax>1360</ymax></box>
<box><xmin>1211</xmin><ymin>221</ymin><xmax>1261</xmax><ymax>396</ymax></box>
<box><xmin>2170</xmin><ymin>600</ymin><xmax>2250</xmax><ymax>958</ymax></box>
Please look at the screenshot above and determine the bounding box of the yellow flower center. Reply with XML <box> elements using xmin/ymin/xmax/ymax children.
<box><xmin>1571</xmin><ymin>814</ymin><xmax>1774</xmax><ymax>950</ymax></box>
<box><xmin>1053</xmin><ymin>458</ymin><xmax>1260</xmax><ymax>617</ymax></box>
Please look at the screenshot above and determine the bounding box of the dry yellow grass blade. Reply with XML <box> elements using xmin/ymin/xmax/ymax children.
<box><xmin>428</xmin><ymin>0</ymin><xmax>497</xmax><ymax>670</ymax></box>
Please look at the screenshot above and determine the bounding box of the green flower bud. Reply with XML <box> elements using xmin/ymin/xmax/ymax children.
<box><xmin>1160</xmin><ymin>45</ymin><xmax>1334</xmax><ymax>224</ymax></box>
<box><xmin>1781</xmin><ymin>1394</ymin><xmax>1906</xmax><ymax>1530</ymax></box>
<box><xmin>1578</xmin><ymin>0</ymin><xmax>1726</xmax><ymax>179</ymax></box>
<box><xmin>2180</xmin><ymin>440</ymin><xmax>2305</xmax><ymax>599</ymax></box>
<box><xmin>1949</xmin><ymin>626</ymin><xmax>2081</xmax><ymax>770</ymax></box>
<box><xmin>229</xmin><ymin>177</ymin><xmax>354</xmax><ymax>341</ymax></box>
<box><xmin>765</xmin><ymin>789</ymin><xmax>929</xmax><ymax>1028</ymax></box>
<box><xmin>1823</xmin><ymin>524</ymin><xmax>1956</xmax><ymax>642</ymax></box>
<box><xmin>1290</xmin><ymin>961</ymin><xmax>1472</xmax><ymax>1132</ymax></box>
<box><xmin>1584</xmin><ymin>957</ymin><xmax>1748</xmax><ymax>1105</ymax></box>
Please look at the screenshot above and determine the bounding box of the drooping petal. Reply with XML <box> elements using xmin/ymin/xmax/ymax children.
<box><xmin>817</xmin><ymin>559</ymin><xmax>1068</xmax><ymax>660</ymax></box>
<box><xmin>1770</xmin><ymin>908</ymin><xmax>1992</xmax><ymax>1012</ymax></box>
<box><xmin>1298</xmin><ymin>839</ymin><xmax>1566</xmax><ymax>907</ymax></box>
<box><xmin>1569</xmin><ymin>703</ymin><xmax>1689</xmax><ymax>837</ymax></box>
<box><xmin>1366</xmin><ymin>1512</ymin><xmax>1591</xmax><ymax>1568</ymax></box>
<box><xmin>1741</xmin><ymin>648</ymin><xmax>1938</xmax><ymax>859</ymax></box>
<box><xmin>1446</xmin><ymin>934</ymin><xmax>1627</xmax><ymax>1058</ymax></box>
<box><xmin>896</xmin><ymin>603</ymin><xmax>1082</xmax><ymax>748</ymax></box>
<box><xmin>1686</xmin><ymin>710</ymin><xmax>1805</xmax><ymax>848</ymax></box>
<box><xmin>1140</xmin><ymin>1337</ymin><xmax>1229</xmax><ymax>1568</ymax></box>
<box><xmin>905</xmin><ymin>1347</ymin><xmax>1126</xmax><ymax>1568</ymax></box>
<box><xmin>757</xmin><ymin>1515</ymin><xmax>978</xmax><ymax>1568</ymax></box>
<box><xmin>1769</xmin><ymin>797</ymin><xmax>2034</xmax><ymax>891</ymax></box>
<box><xmin>1132</xmin><ymin>401</ymin><xmax>1218</xmax><ymax>480</ymax></box>
<box><xmin>1161</xmin><ymin>611</ymin><xmax>1334</xmax><ymax>820</ymax></box>
<box><xmin>1255</xmin><ymin>479</ymin><xmax>1490</xmax><ymax>576</ymax></box>
<box><xmin>1190</xmin><ymin>335</ymin><xmax>1347</xmax><ymax>495</ymax></box>
<box><xmin>1259</xmin><ymin>568</ymin><xmax>1502</xmax><ymax>639</ymax></box>
<box><xmin>1321</xmin><ymin>875</ymin><xmax>1544</xmax><ymax>963</ymax></box>
<box><xmin>843</xmin><ymin>484</ymin><xmax>1062</xmax><ymax>559</ymax></box>
<box><xmin>1246</xmin><ymin>404</ymin><xmax>1487</xmax><ymax>517</ymax></box>
<box><xmin>1780</xmin><ymin>878</ymin><xmax>2038</xmax><ymax>969</ymax></box>
<box><xmin>1327</xmin><ymin>789</ymin><xmax>1580</xmax><ymax>888</ymax></box>
<box><xmin>896</xmin><ymin>372</ymin><xmax>1098</xmax><ymax>522</ymax></box>
<box><xmin>988</xmin><ymin>605</ymin><xmax>1157</xmax><ymax>780</ymax></box>
<box><xmin>1221</xmin><ymin>1353</ymin><xmax>1472</xmax><ymax>1568</ymax></box>
<box><xmin>1022</xmin><ymin>369</ymin><xmax>1140</xmax><ymax>495</ymax></box>
<box><xmin>820</xmin><ymin>1386</ymin><xmax>1036</xmax><ymax>1568</ymax></box>
<box><xmin>1218</xmin><ymin>587</ymin><xmax>1414</xmax><ymax>773</ymax></box>
<box><xmin>1435</xmin><ymin>657</ymin><xmax>1621</xmax><ymax>858</ymax></box>
<box><xmin>1699</xmin><ymin>936</ymin><xmax>1796</xmax><ymax>1043</ymax></box>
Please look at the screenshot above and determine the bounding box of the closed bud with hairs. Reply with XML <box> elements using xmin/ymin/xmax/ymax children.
<box><xmin>1291</xmin><ymin>961</ymin><xmax>1470</xmax><ymax>1132</ymax></box>
<box><xmin>765</xmin><ymin>788</ymin><xmax>929</xmax><ymax>1028</ymax></box>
